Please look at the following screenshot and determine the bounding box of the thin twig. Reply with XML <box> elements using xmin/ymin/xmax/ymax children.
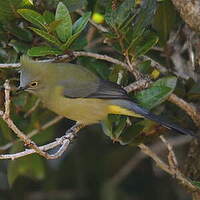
<box><xmin>138</xmin><ymin>143</ymin><xmax>198</xmax><ymax>192</ymax></box>
<box><xmin>109</xmin><ymin>136</ymin><xmax>192</xmax><ymax>186</ymax></box>
<box><xmin>124</xmin><ymin>77</ymin><xmax>151</xmax><ymax>93</ymax></box>
<box><xmin>0</xmin><ymin>80</ymin><xmax>80</xmax><ymax>159</ymax></box>
<box><xmin>0</xmin><ymin>115</ymin><xmax>63</xmax><ymax>151</ymax></box>
<box><xmin>73</xmin><ymin>51</ymin><xmax>129</xmax><ymax>69</ymax></box>
<box><xmin>0</xmin><ymin>123</ymin><xmax>84</xmax><ymax>160</ymax></box>
<box><xmin>160</xmin><ymin>135</ymin><xmax>178</xmax><ymax>172</ymax></box>
<box><xmin>0</xmin><ymin>51</ymin><xmax>129</xmax><ymax>71</ymax></box>
<box><xmin>168</xmin><ymin>94</ymin><xmax>200</xmax><ymax>127</ymax></box>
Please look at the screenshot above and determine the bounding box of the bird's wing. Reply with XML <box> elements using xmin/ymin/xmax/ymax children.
<box><xmin>63</xmin><ymin>76</ymin><xmax>129</xmax><ymax>100</ymax></box>
<box><xmin>87</xmin><ymin>80</ymin><xmax>130</xmax><ymax>100</ymax></box>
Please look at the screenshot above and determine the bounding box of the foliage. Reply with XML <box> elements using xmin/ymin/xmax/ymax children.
<box><xmin>0</xmin><ymin>0</ymin><xmax>198</xmax><ymax>199</ymax></box>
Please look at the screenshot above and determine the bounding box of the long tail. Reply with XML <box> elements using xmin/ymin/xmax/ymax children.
<box><xmin>110</xmin><ymin>99</ymin><xmax>197</xmax><ymax>137</ymax></box>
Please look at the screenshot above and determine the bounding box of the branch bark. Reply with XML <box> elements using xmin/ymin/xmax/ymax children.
<box><xmin>171</xmin><ymin>0</ymin><xmax>200</xmax><ymax>32</ymax></box>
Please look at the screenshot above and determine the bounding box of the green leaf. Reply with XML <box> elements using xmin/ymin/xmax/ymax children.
<box><xmin>72</xmin><ymin>12</ymin><xmax>91</xmax><ymax>34</ymax></box>
<box><xmin>129</xmin><ymin>31</ymin><xmax>159</xmax><ymax>57</ymax></box>
<box><xmin>105</xmin><ymin>0</ymin><xmax>136</xmax><ymax>28</ymax></box>
<box><xmin>8</xmin><ymin>153</ymin><xmax>45</xmax><ymax>186</ymax></box>
<box><xmin>0</xmin><ymin>0</ymin><xmax>22</xmax><ymax>22</ymax></box>
<box><xmin>29</xmin><ymin>27</ymin><xmax>62</xmax><ymax>47</ymax></box>
<box><xmin>115</xmin><ymin>0</ymin><xmax>136</xmax><ymax>28</ymax></box>
<box><xmin>119</xmin><ymin>122</ymin><xmax>145</xmax><ymax>145</ymax></box>
<box><xmin>55</xmin><ymin>2</ymin><xmax>72</xmax><ymax>42</ymax></box>
<box><xmin>47</xmin><ymin>20</ymin><xmax>63</xmax><ymax>33</ymax></box>
<box><xmin>27</xmin><ymin>46</ymin><xmax>62</xmax><ymax>56</ymax></box>
<box><xmin>127</xmin><ymin>0</ymin><xmax>157</xmax><ymax>45</ymax></box>
<box><xmin>135</xmin><ymin>76</ymin><xmax>177</xmax><ymax>110</ymax></box>
<box><xmin>153</xmin><ymin>0</ymin><xmax>177</xmax><ymax>46</ymax></box>
<box><xmin>9</xmin><ymin>40</ymin><xmax>30</xmax><ymax>53</ymax></box>
<box><xmin>113</xmin><ymin>116</ymin><xmax>127</xmax><ymax>139</ymax></box>
<box><xmin>64</xmin><ymin>0</ymin><xmax>87</xmax><ymax>12</ymax></box>
<box><xmin>61</xmin><ymin>12</ymin><xmax>91</xmax><ymax>49</ymax></box>
<box><xmin>43</xmin><ymin>11</ymin><xmax>55</xmax><ymax>24</ymax></box>
<box><xmin>17</xmin><ymin>9</ymin><xmax>47</xmax><ymax>29</ymax></box>
<box><xmin>22</xmin><ymin>0</ymin><xmax>33</xmax><ymax>6</ymax></box>
<box><xmin>69</xmin><ymin>35</ymin><xmax>87</xmax><ymax>50</ymax></box>
<box><xmin>101</xmin><ymin>117</ymin><xmax>113</xmax><ymax>138</ymax></box>
<box><xmin>6</xmin><ymin>26</ymin><xmax>33</xmax><ymax>42</ymax></box>
<box><xmin>192</xmin><ymin>181</ymin><xmax>200</xmax><ymax>189</ymax></box>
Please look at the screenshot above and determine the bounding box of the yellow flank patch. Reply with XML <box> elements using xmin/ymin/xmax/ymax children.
<box><xmin>108</xmin><ymin>105</ymin><xmax>142</xmax><ymax>118</ymax></box>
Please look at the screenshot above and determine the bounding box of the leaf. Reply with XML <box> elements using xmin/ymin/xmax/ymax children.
<box><xmin>27</xmin><ymin>46</ymin><xmax>62</xmax><ymax>56</ymax></box>
<box><xmin>9</xmin><ymin>40</ymin><xmax>30</xmax><ymax>53</ymax></box>
<box><xmin>0</xmin><ymin>0</ymin><xmax>22</xmax><ymax>22</ymax></box>
<box><xmin>6</xmin><ymin>26</ymin><xmax>33</xmax><ymax>42</ymax></box>
<box><xmin>192</xmin><ymin>181</ymin><xmax>200</xmax><ymax>189</ymax></box>
<box><xmin>129</xmin><ymin>31</ymin><xmax>159</xmax><ymax>57</ymax></box>
<box><xmin>62</xmin><ymin>12</ymin><xmax>91</xmax><ymax>49</ymax></box>
<box><xmin>118</xmin><ymin>122</ymin><xmax>145</xmax><ymax>145</ymax></box>
<box><xmin>72</xmin><ymin>12</ymin><xmax>91</xmax><ymax>34</ymax></box>
<box><xmin>101</xmin><ymin>117</ymin><xmax>113</xmax><ymax>138</ymax></box>
<box><xmin>127</xmin><ymin>0</ymin><xmax>157</xmax><ymax>46</ymax></box>
<box><xmin>29</xmin><ymin>27</ymin><xmax>62</xmax><ymax>47</ymax></box>
<box><xmin>47</xmin><ymin>20</ymin><xmax>63</xmax><ymax>33</ymax></box>
<box><xmin>17</xmin><ymin>9</ymin><xmax>47</xmax><ymax>29</ymax></box>
<box><xmin>135</xmin><ymin>76</ymin><xmax>177</xmax><ymax>110</ymax></box>
<box><xmin>114</xmin><ymin>0</ymin><xmax>136</xmax><ymax>28</ymax></box>
<box><xmin>64</xmin><ymin>0</ymin><xmax>87</xmax><ymax>12</ymax></box>
<box><xmin>55</xmin><ymin>2</ymin><xmax>72</xmax><ymax>42</ymax></box>
<box><xmin>43</xmin><ymin>11</ymin><xmax>55</xmax><ymax>24</ymax></box>
<box><xmin>69</xmin><ymin>35</ymin><xmax>88</xmax><ymax>50</ymax></box>
<box><xmin>8</xmin><ymin>153</ymin><xmax>45</xmax><ymax>186</ymax></box>
<box><xmin>113</xmin><ymin>116</ymin><xmax>127</xmax><ymax>139</ymax></box>
<box><xmin>153</xmin><ymin>0</ymin><xmax>177</xmax><ymax>46</ymax></box>
<box><xmin>105</xmin><ymin>0</ymin><xmax>136</xmax><ymax>28</ymax></box>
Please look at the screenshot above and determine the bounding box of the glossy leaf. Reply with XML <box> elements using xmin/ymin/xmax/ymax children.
<box><xmin>55</xmin><ymin>2</ymin><xmax>72</xmax><ymax>42</ymax></box>
<box><xmin>29</xmin><ymin>27</ymin><xmax>62</xmax><ymax>47</ymax></box>
<box><xmin>27</xmin><ymin>46</ymin><xmax>62</xmax><ymax>56</ymax></box>
<box><xmin>135</xmin><ymin>76</ymin><xmax>177</xmax><ymax>110</ymax></box>
<box><xmin>61</xmin><ymin>12</ymin><xmax>91</xmax><ymax>49</ymax></box>
<box><xmin>17</xmin><ymin>9</ymin><xmax>47</xmax><ymax>29</ymax></box>
<box><xmin>72</xmin><ymin>12</ymin><xmax>91</xmax><ymax>34</ymax></box>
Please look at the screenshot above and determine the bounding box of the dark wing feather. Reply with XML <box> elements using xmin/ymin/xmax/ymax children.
<box><xmin>87</xmin><ymin>80</ymin><xmax>130</xmax><ymax>100</ymax></box>
<box><xmin>63</xmin><ymin>77</ymin><xmax>129</xmax><ymax>100</ymax></box>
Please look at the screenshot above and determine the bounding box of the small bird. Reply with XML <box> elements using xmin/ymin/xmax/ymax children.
<box><xmin>18</xmin><ymin>55</ymin><xmax>195</xmax><ymax>137</ymax></box>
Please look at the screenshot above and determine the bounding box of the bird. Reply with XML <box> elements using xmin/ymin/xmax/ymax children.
<box><xmin>18</xmin><ymin>55</ymin><xmax>195</xmax><ymax>137</ymax></box>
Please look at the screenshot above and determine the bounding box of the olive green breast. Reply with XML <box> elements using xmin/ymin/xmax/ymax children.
<box><xmin>39</xmin><ymin>86</ymin><xmax>110</xmax><ymax>125</ymax></box>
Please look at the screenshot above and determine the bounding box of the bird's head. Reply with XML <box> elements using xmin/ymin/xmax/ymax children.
<box><xmin>18</xmin><ymin>55</ymin><xmax>51</xmax><ymax>96</ymax></box>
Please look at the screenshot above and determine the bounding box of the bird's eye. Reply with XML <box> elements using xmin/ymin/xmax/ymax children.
<box><xmin>30</xmin><ymin>81</ymin><xmax>38</xmax><ymax>87</ymax></box>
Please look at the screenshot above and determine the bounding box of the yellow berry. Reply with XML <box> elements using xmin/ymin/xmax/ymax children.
<box><xmin>92</xmin><ymin>13</ymin><xmax>104</xmax><ymax>24</ymax></box>
<box><xmin>151</xmin><ymin>69</ymin><xmax>160</xmax><ymax>80</ymax></box>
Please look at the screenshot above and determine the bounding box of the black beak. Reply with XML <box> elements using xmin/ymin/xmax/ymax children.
<box><xmin>16</xmin><ymin>86</ymin><xmax>25</xmax><ymax>94</ymax></box>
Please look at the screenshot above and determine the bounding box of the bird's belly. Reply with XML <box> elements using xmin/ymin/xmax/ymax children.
<box><xmin>45</xmin><ymin>97</ymin><xmax>110</xmax><ymax>125</ymax></box>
